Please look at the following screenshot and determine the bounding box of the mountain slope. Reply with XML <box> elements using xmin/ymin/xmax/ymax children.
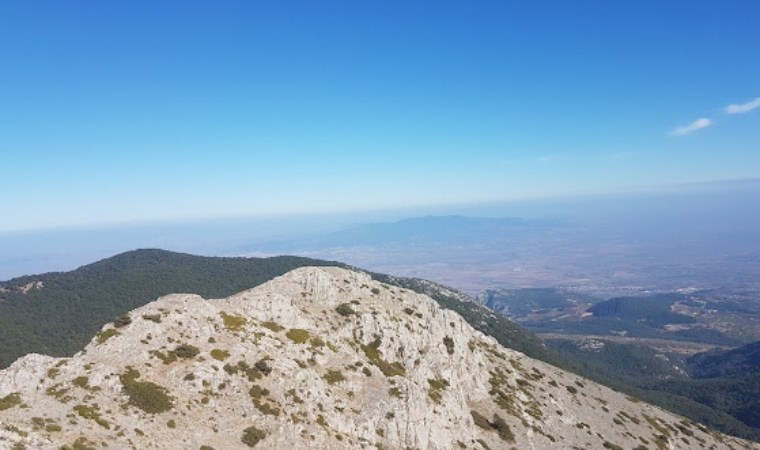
<box><xmin>1</xmin><ymin>267</ymin><xmax>753</xmax><ymax>450</ymax></box>
<box><xmin>0</xmin><ymin>249</ymin><xmax>346</xmax><ymax>368</ymax></box>
<box><xmin>0</xmin><ymin>249</ymin><xmax>552</xmax><ymax>371</ymax></box>
<box><xmin>688</xmin><ymin>341</ymin><xmax>760</xmax><ymax>379</ymax></box>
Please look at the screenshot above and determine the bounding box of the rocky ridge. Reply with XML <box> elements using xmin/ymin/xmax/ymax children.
<box><xmin>0</xmin><ymin>267</ymin><xmax>756</xmax><ymax>449</ymax></box>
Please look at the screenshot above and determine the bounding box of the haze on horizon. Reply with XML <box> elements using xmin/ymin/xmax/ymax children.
<box><xmin>1</xmin><ymin>1</ymin><xmax>759</xmax><ymax>233</ymax></box>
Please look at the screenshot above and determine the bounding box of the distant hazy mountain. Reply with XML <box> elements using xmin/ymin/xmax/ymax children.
<box><xmin>245</xmin><ymin>215</ymin><xmax>559</xmax><ymax>251</ymax></box>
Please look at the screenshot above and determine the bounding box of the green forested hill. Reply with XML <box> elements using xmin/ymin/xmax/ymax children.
<box><xmin>0</xmin><ymin>249</ymin><xmax>549</xmax><ymax>370</ymax></box>
<box><xmin>0</xmin><ymin>249</ymin><xmax>346</xmax><ymax>368</ymax></box>
<box><xmin>687</xmin><ymin>340</ymin><xmax>760</xmax><ymax>378</ymax></box>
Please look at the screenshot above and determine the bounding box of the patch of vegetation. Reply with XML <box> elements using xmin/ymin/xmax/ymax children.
<box><xmin>491</xmin><ymin>414</ymin><xmax>515</xmax><ymax>442</ymax></box>
<box><xmin>0</xmin><ymin>392</ymin><xmax>22</xmax><ymax>410</ymax></box>
<box><xmin>113</xmin><ymin>314</ymin><xmax>132</xmax><ymax>328</ymax></box>
<box><xmin>261</xmin><ymin>321</ymin><xmax>284</xmax><ymax>332</ymax></box>
<box><xmin>60</xmin><ymin>437</ymin><xmax>97</xmax><ymax>450</ymax></box>
<box><xmin>119</xmin><ymin>368</ymin><xmax>173</xmax><ymax>414</ymax></box>
<box><xmin>471</xmin><ymin>410</ymin><xmax>491</xmax><ymax>430</ymax></box>
<box><xmin>142</xmin><ymin>313</ymin><xmax>162</xmax><ymax>323</ymax></box>
<box><xmin>151</xmin><ymin>350</ymin><xmax>177</xmax><ymax>365</ymax></box>
<box><xmin>361</xmin><ymin>338</ymin><xmax>406</xmax><ymax>377</ymax></box>
<box><xmin>255</xmin><ymin>358</ymin><xmax>272</xmax><ymax>375</ymax></box>
<box><xmin>224</xmin><ymin>359</ymin><xmax>271</xmax><ymax>381</ymax></box>
<box><xmin>73</xmin><ymin>404</ymin><xmax>110</xmax><ymax>429</ymax></box>
<box><xmin>210</xmin><ymin>349</ymin><xmax>230</xmax><ymax>361</ymax></box>
<box><xmin>72</xmin><ymin>376</ymin><xmax>89</xmax><ymax>389</ymax></box>
<box><xmin>96</xmin><ymin>328</ymin><xmax>120</xmax><ymax>344</ymax></box>
<box><xmin>248</xmin><ymin>385</ymin><xmax>280</xmax><ymax>416</ymax></box>
<box><xmin>241</xmin><ymin>425</ymin><xmax>267</xmax><ymax>447</ymax></box>
<box><xmin>286</xmin><ymin>328</ymin><xmax>311</xmax><ymax>344</ymax></box>
<box><xmin>220</xmin><ymin>312</ymin><xmax>247</xmax><ymax>331</ymax></box>
<box><xmin>45</xmin><ymin>384</ymin><xmax>72</xmax><ymax>403</ymax></box>
<box><xmin>249</xmin><ymin>385</ymin><xmax>269</xmax><ymax>399</ymax></box>
<box><xmin>335</xmin><ymin>303</ymin><xmax>355</xmax><ymax>316</ymax></box>
<box><xmin>173</xmin><ymin>344</ymin><xmax>200</xmax><ymax>359</ymax></box>
<box><xmin>323</xmin><ymin>370</ymin><xmax>346</xmax><ymax>384</ymax></box>
<box><xmin>443</xmin><ymin>336</ymin><xmax>455</xmax><ymax>355</ymax></box>
<box><xmin>428</xmin><ymin>377</ymin><xmax>449</xmax><ymax>404</ymax></box>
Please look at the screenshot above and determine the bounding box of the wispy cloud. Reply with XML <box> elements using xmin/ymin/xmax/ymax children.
<box><xmin>670</xmin><ymin>118</ymin><xmax>712</xmax><ymax>136</ymax></box>
<box><xmin>725</xmin><ymin>97</ymin><xmax>760</xmax><ymax>115</ymax></box>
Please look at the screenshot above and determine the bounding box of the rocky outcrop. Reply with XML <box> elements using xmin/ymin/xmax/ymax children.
<box><xmin>0</xmin><ymin>267</ymin><xmax>756</xmax><ymax>449</ymax></box>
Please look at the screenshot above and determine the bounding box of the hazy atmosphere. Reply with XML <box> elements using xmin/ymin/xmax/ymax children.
<box><xmin>2</xmin><ymin>1</ymin><xmax>759</xmax><ymax>232</ymax></box>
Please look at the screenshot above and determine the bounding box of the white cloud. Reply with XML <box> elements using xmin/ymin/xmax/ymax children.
<box><xmin>670</xmin><ymin>118</ymin><xmax>712</xmax><ymax>136</ymax></box>
<box><xmin>725</xmin><ymin>97</ymin><xmax>760</xmax><ymax>114</ymax></box>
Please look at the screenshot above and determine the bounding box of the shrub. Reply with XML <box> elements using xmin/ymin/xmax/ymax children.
<box><xmin>72</xmin><ymin>376</ymin><xmax>89</xmax><ymax>388</ymax></box>
<box><xmin>241</xmin><ymin>425</ymin><xmax>267</xmax><ymax>447</ymax></box>
<box><xmin>361</xmin><ymin>338</ymin><xmax>405</xmax><ymax>377</ymax></box>
<box><xmin>491</xmin><ymin>414</ymin><xmax>514</xmax><ymax>442</ymax></box>
<box><xmin>323</xmin><ymin>370</ymin><xmax>345</xmax><ymax>384</ymax></box>
<box><xmin>210</xmin><ymin>349</ymin><xmax>230</xmax><ymax>361</ymax></box>
<box><xmin>286</xmin><ymin>329</ymin><xmax>310</xmax><ymax>344</ymax></box>
<box><xmin>113</xmin><ymin>315</ymin><xmax>132</xmax><ymax>328</ymax></box>
<box><xmin>471</xmin><ymin>410</ymin><xmax>491</xmax><ymax>430</ymax></box>
<box><xmin>120</xmin><ymin>368</ymin><xmax>173</xmax><ymax>414</ymax></box>
<box><xmin>220</xmin><ymin>312</ymin><xmax>247</xmax><ymax>331</ymax></box>
<box><xmin>0</xmin><ymin>392</ymin><xmax>21</xmax><ymax>410</ymax></box>
<box><xmin>254</xmin><ymin>358</ymin><xmax>272</xmax><ymax>375</ymax></box>
<box><xmin>248</xmin><ymin>385</ymin><xmax>269</xmax><ymax>399</ymax></box>
<box><xmin>142</xmin><ymin>314</ymin><xmax>162</xmax><ymax>323</ymax></box>
<box><xmin>173</xmin><ymin>344</ymin><xmax>200</xmax><ymax>359</ymax></box>
<box><xmin>443</xmin><ymin>336</ymin><xmax>455</xmax><ymax>355</ymax></box>
<box><xmin>427</xmin><ymin>378</ymin><xmax>449</xmax><ymax>404</ymax></box>
<box><xmin>335</xmin><ymin>303</ymin><xmax>355</xmax><ymax>316</ymax></box>
<box><xmin>96</xmin><ymin>328</ymin><xmax>119</xmax><ymax>344</ymax></box>
<box><xmin>73</xmin><ymin>404</ymin><xmax>110</xmax><ymax>429</ymax></box>
<box><xmin>261</xmin><ymin>321</ymin><xmax>284</xmax><ymax>332</ymax></box>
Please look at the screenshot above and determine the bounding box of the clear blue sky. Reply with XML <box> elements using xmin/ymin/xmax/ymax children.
<box><xmin>1</xmin><ymin>1</ymin><xmax>759</xmax><ymax>231</ymax></box>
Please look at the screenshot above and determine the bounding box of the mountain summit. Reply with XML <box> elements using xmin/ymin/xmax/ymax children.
<box><xmin>0</xmin><ymin>267</ymin><xmax>754</xmax><ymax>449</ymax></box>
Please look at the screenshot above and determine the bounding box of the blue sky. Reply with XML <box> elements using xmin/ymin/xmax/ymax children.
<box><xmin>1</xmin><ymin>1</ymin><xmax>759</xmax><ymax>231</ymax></box>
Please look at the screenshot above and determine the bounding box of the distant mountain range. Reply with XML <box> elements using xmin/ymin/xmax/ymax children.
<box><xmin>242</xmin><ymin>215</ymin><xmax>559</xmax><ymax>251</ymax></box>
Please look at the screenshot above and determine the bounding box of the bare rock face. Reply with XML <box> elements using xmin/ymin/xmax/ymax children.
<box><xmin>0</xmin><ymin>267</ymin><xmax>756</xmax><ymax>450</ymax></box>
